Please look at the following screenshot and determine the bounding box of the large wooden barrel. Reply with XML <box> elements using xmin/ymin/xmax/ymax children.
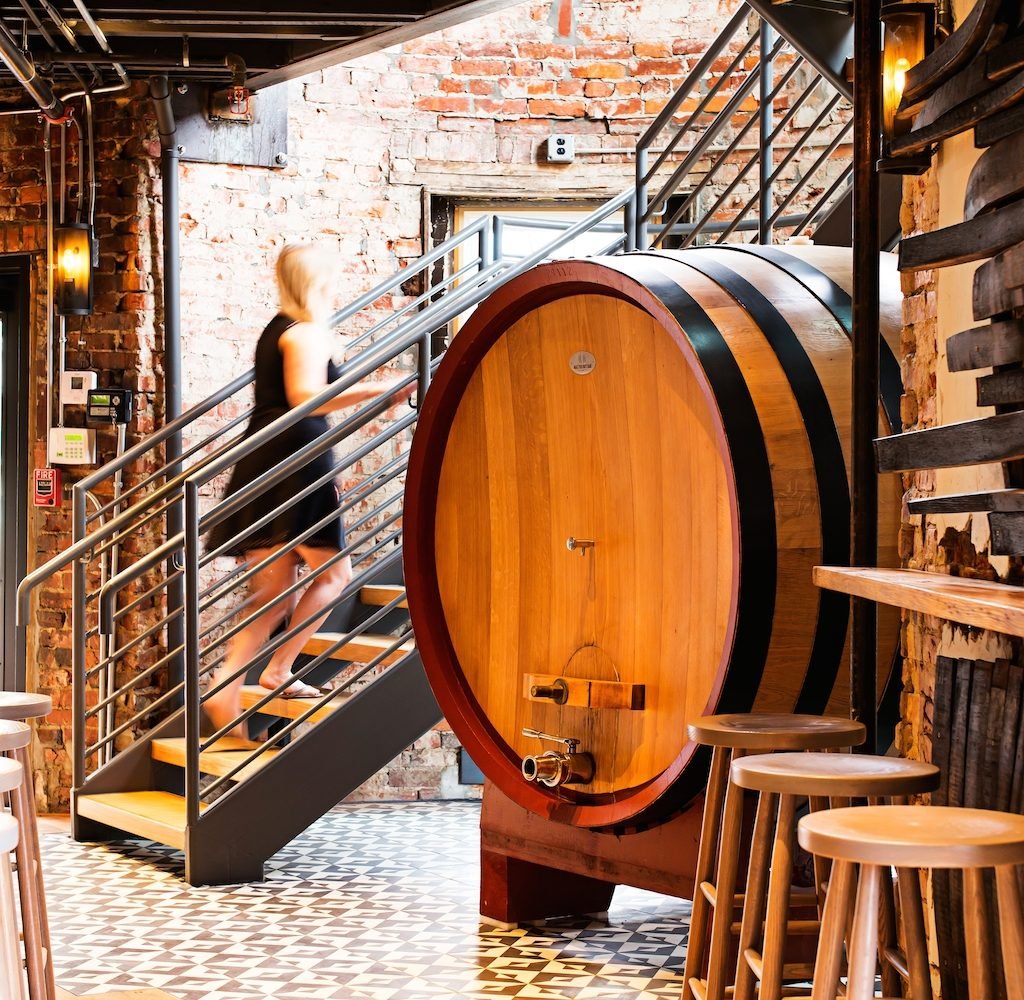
<box><xmin>404</xmin><ymin>246</ymin><xmax>902</xmax><ymax>831</ymax></box>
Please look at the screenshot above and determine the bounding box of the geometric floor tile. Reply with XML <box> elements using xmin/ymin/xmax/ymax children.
<box><xmin>44</xmin><ymin>802</ymin><xmax>690</xmax><ymax>999</ymax></box>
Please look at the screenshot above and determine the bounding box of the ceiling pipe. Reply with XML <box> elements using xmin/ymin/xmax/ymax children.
<box><xmin>149</xmin><ymin>73</ymin><xmax>176</xmax><ymax>150</ymax></box>
<box><xmin>0</xmin><ymin>20</ymin><xmax>65</xmax><ymax>120</ymax></box>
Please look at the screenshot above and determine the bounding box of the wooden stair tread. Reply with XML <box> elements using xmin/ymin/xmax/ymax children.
<box><xmin>239</xmin><ymin>684</ymin><xmax>347</xmax><ymax>722</ymax></box>
<box><xmin>76</xmin><ymin>790</ymin><xmax>202</xmax><ymax>850</ymax></box>
<box><xmin>358</xmin><ymin>584</ymin><xmax>408</xmax><ymax>608</ymax></box>
<box><xmin>814</xmin><ymin>566</ymin><xmax>1024</xmax><ymax>637</ymax></box>
<box><xmin>301</xmin><ymin>631</ymin><xmax>413</xmax><ymax>665</ymax></box>
<box><xmin>151</xmin><ymin>737</ymin><xmax>280</xmax><ymax>781</ymax></box>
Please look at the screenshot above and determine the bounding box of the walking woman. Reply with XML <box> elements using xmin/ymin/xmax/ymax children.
<box><xmin>204</xmin><ymin>244</ymin><xmax>410</xmax><ymax>735</ymax></box>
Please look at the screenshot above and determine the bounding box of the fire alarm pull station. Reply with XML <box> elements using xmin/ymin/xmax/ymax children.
<box><xmin>32</xmin><ymin>467</ymin><xmax>61</xmax><ymax>507</ymax></box>
<box><xmin>86</xmin><ymin>388</ymin><xmax>133</xmax><ymax>425</ymax></box>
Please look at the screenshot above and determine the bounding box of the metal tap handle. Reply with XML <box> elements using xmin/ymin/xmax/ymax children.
<box><xmin>566</xmin><ymin>536</ymin><xmax>595</xmax><ymax>555</ymax></box>
<box><xmin>521</xmin><ymin>727</ymin><xmax>580</xmax><ymax>753</ymax></box>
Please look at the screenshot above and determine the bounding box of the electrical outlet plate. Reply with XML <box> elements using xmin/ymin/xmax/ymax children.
<box><xmin>48</xmin><ymin>426</ymin><xmax>98</xmax><ymax>465</ymax></box>
<box><xmin>546</xmin><ymin>134</ymin><xmax>575</xmax><ymax>163</ymax></box>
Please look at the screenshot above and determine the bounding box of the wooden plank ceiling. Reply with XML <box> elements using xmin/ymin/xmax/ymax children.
<box><xmin>0</xmin><ymin>0</ymin><xmax>524</xmax><ymax>97</ymax></box>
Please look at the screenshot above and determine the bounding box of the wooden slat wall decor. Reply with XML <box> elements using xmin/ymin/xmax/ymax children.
<box><xmin>946</xmin><ymin>319</ymin><xmax>1024</xmax><ymax>370</ymax></box>
<box><xmin>898</xmin><ymin>0</ymin><xmax>1003</xmax><ymax>107</ymax></box>
<box><xmin>930</xmin><ymin>655</ymin><xmax>1024</xmax><ymax>998</ymax></box>
<box><xmin>874</xmin><ymin>0</ymin><xmax>1024</xmax><ymax>540</ymax></box>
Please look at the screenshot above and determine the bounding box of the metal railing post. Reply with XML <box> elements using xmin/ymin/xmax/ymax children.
<box><xmin>183</xmin><ymin>480</ymin><xmax>202</xmax><ymax>826</ymax></box>
<box><xmin>71</xmin><ymin>486</ymin><xmax>88</xmax><ymax>790</ymax></box>
<box><xmin>635</xmin><ymin>148</ymin><xmax>649</xmax><ymax>250</ymax></box>
<box><xmin>479</xmin><ymin>216</ymin><xmax>495</xmax><ymax>272</ymax></box>
<box><xmin>758</xmin><ymin>20</ymin><xmax>775</xmax><ymax>244</ymax></box>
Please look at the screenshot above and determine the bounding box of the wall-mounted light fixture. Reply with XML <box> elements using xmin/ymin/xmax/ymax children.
<box><xmin>54</xmin><ymin>222</ymin><xmax>94</xmax><ymax>316</ymax></box>
<box><xmin>879</xmin><ymin>0</ymin><xmax>935</xmax><ymax>174</ymax></box>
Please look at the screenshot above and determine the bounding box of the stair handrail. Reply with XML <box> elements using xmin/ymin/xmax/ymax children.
<box><xmin>20</xmin><ymin>0</ymin><xmax>861</xmax><ymax>840</ymax></box>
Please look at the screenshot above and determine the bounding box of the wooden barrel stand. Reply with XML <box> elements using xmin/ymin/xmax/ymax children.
<box><xmin>479</xmin><ymin>779</ymin><xmax>704</xmax><ymax>923</ymax></box>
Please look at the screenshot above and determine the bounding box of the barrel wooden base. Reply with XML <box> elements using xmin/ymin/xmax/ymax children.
<box><xmin>479</xmin><ymin>780</ymin><xmax>702</xmax><ymax>922</ymax></box>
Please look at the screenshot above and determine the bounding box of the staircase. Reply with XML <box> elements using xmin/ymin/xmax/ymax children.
<box><xmin>17</xmin><ymin>0</ymin><xmax>860</xmax><ymax>885</ymax></box>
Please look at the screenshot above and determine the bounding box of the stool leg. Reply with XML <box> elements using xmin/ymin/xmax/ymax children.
<box><xmin>847</xmin><ymin>862</ymin><xmax>881</xmax><ymax>1000</ymax></box>
<box><xmin>811</xmin><ymin>858</ymin><xmax>854</xmax><ymax>1000</ymax></box>
<box><xmin>9</xmin><ymin>748</ymin><xmax>54</xmax><ymax>1000</ymax></box>
<box><xmin>995</xmin><ymin>865</ymin><xmax>1024</xmax><ymax>1000</ymax></box>
<box><xmin>877</xmin><ymin>863</ymin><xmax>901</xmax><ymax>998</ymax></box>
<box><xmin>705</xmin><ymin>749</ymin><xmax>748</xmax><ymax>1000</ymax></box>
<box><xmin>963</xmin><ymin>867</ymin><xmax>994</xmax><ymax>1000</ymax></box>
<box><xmin>0</xmin><ymin>847</ymin><xmax>27</xmax><ymax>1000</ymax></box>
<box><xmin>807</xmin><ymin>796</ymin><xmax>830</xmax><ymax>915</ymax></box>
<box><xmin>683</xmin><ymin>746</ymin><xmax>729</xmax><ymax>997</ymax></box>
<box><xmin>897</xmin><ymin>867</ymin><xmax>932</xmax><ymax>1000</ymax></box>
<box><xmin>760</xmin><ymin>793</ymin><xmax>796</xmax><ymax>1000</ymax></box>
<box><xmin>734</xmin><ymin>790</ymin><xmax>776</xmax><ymax>1000</ymax></box>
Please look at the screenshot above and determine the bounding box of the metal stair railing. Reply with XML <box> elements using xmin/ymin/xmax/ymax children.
<box><xmin>15</xmin><ymin>186</ymin><xmax>637</xmax><ymax>826</ymax></box>
<box><xmin>635</xmin><ymin>6</ymin><xmax>852</xmax><ymax>251</ymax></box>
<box><xmin>15</xmin><ymin>0</ymin><xmax>853</xmax><ymax>835</ymax></box>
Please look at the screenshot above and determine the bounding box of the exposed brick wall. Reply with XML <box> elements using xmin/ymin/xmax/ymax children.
<box><xmin>0</xmin><ymin>86</ymin><xmax>167</xmax><ymax>810</ymax></box>
<box><xmin>11</xmin><ymin>0</ymin><xmax>851</xmax><ymax>810</ymax></box>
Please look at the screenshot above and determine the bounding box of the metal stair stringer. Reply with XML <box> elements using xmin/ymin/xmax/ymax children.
<box><xmin>743</xmin><ymin>0</ymin><xmax>853</xmax><ymax>99</ymax></box>
<box><xmin>184</xmin><ymin>652</ymin><xmax>442</xmax><ymax>886</ymax></box>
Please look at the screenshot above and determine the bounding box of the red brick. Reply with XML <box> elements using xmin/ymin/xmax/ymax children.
<box><xmin>452</xmin><ymin>58</ymin><xmax>510</xmax><ymax>77</ymax></box>
<box><xmin>414</xmin><ymin>95</ymin><xmax>472</xmax><ymax>113</ymax></box>
<box><xmin>634</xmin><ymin>42</ymin><xmax>672</xmax><ymax>58</ymax></box>
<box><xmin>570</xmin><ymin>61</ymin><xmax>628</xmax><ymax>80</ymax></box>
<box><xmin>527</xmin><ymin>98</ymin><xmax>587</xmax><ymax>117</ymax></box>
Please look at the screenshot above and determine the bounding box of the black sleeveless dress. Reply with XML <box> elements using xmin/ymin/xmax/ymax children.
<box><xmin>207</xmin><ymin>313</ymin><xmax>345</xmax><ymax>556</ymax></box>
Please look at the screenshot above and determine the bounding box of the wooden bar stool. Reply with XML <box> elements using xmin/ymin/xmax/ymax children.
<box><xmin>730</xmin><ymin>753</ymin><xmax>940</xmax><ymax>1000</ymax></box>
<box><xmin>799</xmin><ymin>805</ymin><xmax>1024</xmax><ymax>1000</ymax></box>
<box><xmin>682</xmin><ymin>713</ymin><xmax>865</xmax><ymax>1000</ymax></box>
<box><xmin>0</xmin><ymin>752</ymin><xmax>27</xmax><ymax>1000</ymax></box>
<box><xmin>0</xmin><ymin>694</ymin><xmax>54</xmax><ymax>1000</ymax></box>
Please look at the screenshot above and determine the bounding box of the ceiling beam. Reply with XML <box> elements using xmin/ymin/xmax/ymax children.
<box><xmin>51</xmin><ymin>1</ymin><xmax>432</xmax><ymax>14</ymax></box>
<box><xmin>246</xmin><ymin>0</ymin><xmax>528</xmax><ymax>90</ymax></box>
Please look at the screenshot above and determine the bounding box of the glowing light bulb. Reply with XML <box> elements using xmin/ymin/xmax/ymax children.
<box><xmin>60</xmin><ymin>245</ymin><xmax>83</xmax><ymax>281</ymax></box>
<box><xmin>893</xmin><ymin>56</ymin><xmax>911</xmax><ymax>101</ymax></box>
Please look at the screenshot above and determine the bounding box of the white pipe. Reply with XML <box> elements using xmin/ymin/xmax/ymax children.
<box><xmin>43</xmin><ymin>124</ymin><xmax>54</xmax><ymax>456</ymax></box>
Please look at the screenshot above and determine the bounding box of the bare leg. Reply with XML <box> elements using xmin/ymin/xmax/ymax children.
<box><xmin>258</xmin><ymin>544</ymin><xmax>352</xmax><ymax>693</ymax></box>
<box><xmin>205</xmin><ymin>546</ymin><xmax>299</xmax><ymax>736</ymax></box>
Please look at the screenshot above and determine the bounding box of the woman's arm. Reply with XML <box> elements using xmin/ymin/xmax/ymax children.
<box><xmin>280</xmin><ymin>321</ymin><xmax>412</xmax><ymax>414</ymax></box>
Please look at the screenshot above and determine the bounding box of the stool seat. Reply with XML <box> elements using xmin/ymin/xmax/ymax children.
<box><xmin>0</xmin><ymin>692</ymin><xmax>51</xmax><ymax>722</ymax></box>
<box><xmin>799</xmin><ymin>804</ymin><xmax>1024</xmax><ymax>869</ymax></box>
<box><xmin>0</xmin><ymin>758</ymin><xmax>22</xmax><ymax>795</ymax></box>
<box><xmin>0</xmin><ymin>721</ymin><xmax>30</xmax><ymax>753</ymax></box>
<box><xmin>688</xmin><ymin>713</ymin><xmax>865</xmax><ymax>750</ymax></box>
<box><xmin>0</xmin><ymin>814</ymin><xmax>16</xmax><ymax>854</ymax></box>
<box><xmin>731</xmin><ymin>752</ymin><xmax>940</xmax><ymax>797</ymax></box>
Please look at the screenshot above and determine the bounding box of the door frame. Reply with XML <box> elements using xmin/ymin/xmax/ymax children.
<box><xmin>0</xmin><ymin>255</ymin><xmax>32</xmax><ymax>691</ymax></box>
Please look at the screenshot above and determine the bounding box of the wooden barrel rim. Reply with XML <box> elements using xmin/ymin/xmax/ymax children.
<box><xmin>405</xmin><ymin>262</ymin><xmax>752</xmax><ymax>829</ymax></box>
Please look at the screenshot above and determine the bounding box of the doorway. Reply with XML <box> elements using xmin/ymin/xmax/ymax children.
<box><xmin>0</xmin><ymin>256</ymin><xmax>31</xmax><ymax>690</ymax></box>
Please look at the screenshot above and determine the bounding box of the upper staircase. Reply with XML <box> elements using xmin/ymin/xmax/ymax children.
<box><xmin>17</xmin><ymin>0</ymin><xmax>860</xmax><ymax>885</ymax></box>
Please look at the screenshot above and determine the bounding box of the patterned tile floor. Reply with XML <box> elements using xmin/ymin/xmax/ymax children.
<box><xmin>43</xmin><ymin>801</ymin><xmax>690</xmax><ymax>999</ymax></box>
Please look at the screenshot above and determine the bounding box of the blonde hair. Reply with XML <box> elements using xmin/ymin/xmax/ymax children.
<box><xmin>275</xmin><ymin>244</ymin><xmax>336</xmax><ymax>323</ymax></box>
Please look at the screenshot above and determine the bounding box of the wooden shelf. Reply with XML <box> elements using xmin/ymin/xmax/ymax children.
<box><xmin>813</xmin><ymin>566</ymin><xmax>1024</xmax><ymax>636</ymax></box>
